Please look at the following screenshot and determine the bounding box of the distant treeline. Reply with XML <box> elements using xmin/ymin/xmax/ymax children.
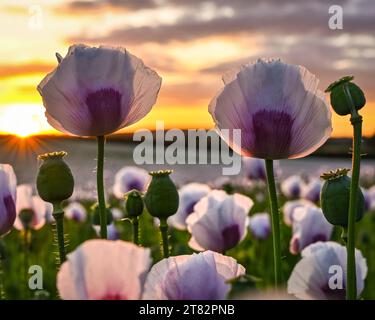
<box><xmin>1</xmin><ymin>132</ymin><xmax>374</xmax><ymax>158</ymax></box>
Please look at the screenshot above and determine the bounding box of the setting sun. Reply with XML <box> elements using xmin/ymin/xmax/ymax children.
<box><xmin>0</xmin><ymin>103</ymin><xmax>52</xmax><ymax>137</ymax></box>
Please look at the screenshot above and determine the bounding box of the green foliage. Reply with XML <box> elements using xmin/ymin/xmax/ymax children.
<box><xmin>1</xmin><ymin>182</ymin><xmax>375</xmax><ymax>299</ymax></box>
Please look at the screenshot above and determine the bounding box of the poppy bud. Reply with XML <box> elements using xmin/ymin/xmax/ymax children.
<box><xmin>125</xmin><ymin>189</ymin><xmax>144</xmax><ymax>218</ymax></box>
<box><xmin>320</xmin><ymin>168</ymin><xmax>365</xmax><ymax>227</ymax></box>
<box><xmin>325</xmin><ymin>76</ymin><xmax>366</xmax><ymax>116</ymax></box>
<box><xmin>36</xmin><ymin>152</ymin><xmax>74</xmax><ymax>204</ymax></box>
<box><xmin>144</xmin><ymin>170</ymin><xmax>179</xmax><ymax>219</ymax></box>
<box><xmin>91</xmin><ymin>203</ymin><xmax>113</xmax><ymax>226</ymax></box>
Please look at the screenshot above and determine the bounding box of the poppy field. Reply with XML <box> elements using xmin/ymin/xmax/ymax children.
<box><xmin>0</xmin><ymin>46</ymin><xmax>374</xmax><ymax>301</ymax></box>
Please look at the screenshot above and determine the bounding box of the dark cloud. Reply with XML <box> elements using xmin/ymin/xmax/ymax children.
<box><xmin>69</xmin><ymin>1</ymin><xmax>375</xmax><ymax>45</ymax></box>
<box><xmin>62</xmin><ymin>0</ymin><xmax>375</xmax><ymax>103</ymax></box>
<box><xmin>63</xmin><ymin>0</ymin><xmax>157</xmax><ymax>12</ymax></box>
<box><xmin>64</xmin><ymin>0</ymin><xmax>349</xmax><ymax>12</ymax></box>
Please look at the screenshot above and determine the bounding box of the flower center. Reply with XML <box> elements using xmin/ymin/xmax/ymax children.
<box><xmin>85</xmin><ymin>88</ymin><xmax>123</xmax><ymax>133</ymax></box>
<box><xmin>127</xmin><ymin>179</ymin><xmax>144</xmax><ymax>191</ymax></box>
<box><xmin>321</xmin><ymin>283</ymin><xmax>346</xmax><ymax>300</ymax></box>
<box><xmin>221</xmin><ymin>224</ymin><xmax>241</xmax><ymax>251</ymax></box>
<box><xmin>184</xmin><ymin>200</ymin><xmax>198</xmax><ymax>218</ymax></box>
<box><xmin>252</xmin><ymin>110</ymin><xmax>293</xmax><ymax>159</ymax></box>
<box><xmin>1</xmin><ymin>195</ymin><xmax>16</xmax><ymax>233</ymax></box>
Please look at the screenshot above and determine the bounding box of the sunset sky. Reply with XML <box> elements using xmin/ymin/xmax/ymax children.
<box><xmin>0</xmin><ymin>0</ymin><xmax>374</xmax><ymax>137</ymax></box>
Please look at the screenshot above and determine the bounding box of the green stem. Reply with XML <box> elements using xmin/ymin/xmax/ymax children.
<box><xmin>265</xmin><ymin>159</ymin><xmax>282</xmax><ymax>288</ymax></box>
<box><xmin>132</xmin><ymin>217</ymin><xmax>139</xmax><ymax>245</ymax></box>
<box><xmin>97</xmin><ymin>136</ymin><xmax>107</xmax><ymax>239</ymax></box>
<box><xmin>0</xmin><ymin>255</ymin><xmax>5</xmax><ymax>299</ymax></box>
<box><xmin>344</xmin><ymin>83</ymin><xmax>362</xmax><ymax>300</ymax></box>
<box><xmin>23</xmin><ymin>228</ymin><xmax>30</xmax><ymax>298</ymax></box>
<box><xmin>52</xmin><ymin>202</ymin><xmax>66</xmax><ymax>265</ymax></box>
<box><xmin>341</xmin><ymin>227</ymin><xmax>348</xmax><ymax>244</ymax></box>
<box><xmin>159</xmin><ymin>218</ymin><xmax>169</xmax><ymax>258</ymax></box>
<box><xmin>347</xmin><ymin>118</ymin><xmax>362</xmax><ymax>299</ymax></box>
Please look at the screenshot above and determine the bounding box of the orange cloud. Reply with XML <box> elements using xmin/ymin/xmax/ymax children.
<box><xmin>0</xmin><ymin>62</ymin><xmax>54</xmax><ymax>79</ymax></box>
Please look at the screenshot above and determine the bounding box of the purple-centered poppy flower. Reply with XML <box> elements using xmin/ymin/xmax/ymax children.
<box><xmin>57</xmin><ymin>240</ymin><xmax>151</xmax><ymax>300</ymax></box>
<box><xmin>242</xmin><ymin>158</ymin><xmax>281</xmax><ymax>181</ymax></box>
<box><xmin>361</xmin><ymin>188</ymin><xmax>371</xmax><ymax>212</ymax></box>
<box><xmin>248</xmin><ymin>212</ymin><xmax>271</xmax><ymax>240</ymax></box>
<box><xmin>209</xmin><ymin>59</ymin><xmax>332</xmax><ymax>159</ymax></box>
<box><xmin>45</xmin><ymin>203</ymin><xmax>54</xmax><ymax>223</ymax></box>
<box><xmin>288</xmin><ymin>242</ymin><xmax>367</xmax><ymax>300</ymax></box>
<box><xmin>142</xmin><ymin>251</ymin><xmax>245</xmax><ymax>300</ymax></box>
<box><xmin>368</xmin><ymin>185</ymin><xmax>375</xmax><ymax>211</ymax></box>
<box><xmin>93</xmin><ymin>223</ymin><xmax>120</xmax><ymax>240</ymax></box>
<box><xmin>37</xmin><ymin>44</ymin><xmax>161</xmax><ymax>137</ymax></box>
<box><xmin>64</xmin><ymin>202</ymin><xmax>87</xmax><ymax>222</ymax></box>
<box><xmin>14</xmin><ymin>184</ymin><xmax>49</xmax><ymax>231</ymax></box>
<box><xmin>186</xmin><ymin>190</ymin><xmax>253</xmax><ymax>253</ymax></box>
<box><xmin>168</xmin><ymin>183</ymin><xmax>211</xmax><ymax>230</ymax></box>
<box><xmin>301</xmin><ymin>178</ymin><xmax>322</xmax><ymax>203</ymax></box>
<box><xmin>282</xmin><ymin>199</ymin><xmax>316</xmax><ymax>226</ymax></box>
<box><xmin>289</xmin><ymin>206</ymin><xmax>333</xmax><ymax>255</ymax></box>
<box><xmin>113</xmin><ymin>166</ymin><xmax>149</xmax><ymax>199</ymax></box>
<box><xmin>0</xmin><ymin>164</ymin><xmax>17</xmax><ymax>237</ymax></box>
<box><xmin>111</xmin><ymin>207</ymin><xmax>124</xmax><ymax>220</ymax></box>
<box><xmin>241</xmin><ymin>158</ymin><xmax>267</xmax><ymax>180</ymax></box>
<box><xmin>281</xmin><ymin>175</ymin><xmax>304</xmax><ymax>199</ymax></box>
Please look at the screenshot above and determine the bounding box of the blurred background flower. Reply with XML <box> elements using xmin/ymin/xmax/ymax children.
<box><xmin>248</xmin><ymin>212</ymin><xmax>271</xmax><ymax>240</ymax></box>
<box><xmin>64</xmin><ymin>201</ymin><xmax>87</xmax><ymax>222</ymax></box>
<box><xmin>289</xmin><ymin>206</ymin><xmax>333</xmax><ymax>255</ymax></box>
<box><xmin>0</xmin><ymin>164</ymin><xmax>17</xmax><ymax>236</ymax></box>
<box><xmin>281</xmin><ymin>175</ymin><xmax>304</xmax><ymax>199</ymax></box>
<box><xmin>168</xmin><ymin>182</ymin><xmax>211</xmax><ymax>230</ymax></box>
<box><xmin>282</xmin><ymin>199</ymin><xmax>316</xmax><ymax>227</ymax></box>
<box><xmin>113</xmin><ymin>166</ymin><xmax>149</xmax><ymax>199</ymax></box>
<box><xmin>186</xmin><ymin>190</ymin><xmax>252</xmax><ymax>253</ymax></box>
<box><xmin>14</xmin><ymin>184</ymin><xmax>50</xmax><ymax>231</ymax></box>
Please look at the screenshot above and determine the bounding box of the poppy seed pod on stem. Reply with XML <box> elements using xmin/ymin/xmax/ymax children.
<box><xmin>325</xmin><ymin>76</ymin><xmax>366</xmax><ymax>116</ymax></box>
<box><xmin>125</xmin><ymin>190</ymin><xmax>144</xmax><ymax>245</ymax></box>
<box><xmin>36</xmin><ymin>151</ymin><xmax>74</xmax><ymax>265</ymax></box>
<box><xmin>125</xmin><ymin>190</ymin><xmax>144</xmax><ymax>218</ymax></box>
<box><xmin>320</xmin><ymin>169</ymin><xmax>365</xmax><ymax>228</ymax></box>
<box><xmin>144</xmin><ymin>170</ymin><xmax>179</xmax><ymax>258</ymax></box>
<box><xmin>326</xmin><ymin>76</ymin><xmax>366</xmax><ymax>300</ymax></box>
<box><xmin>36</xmin><ymin>152</ymin><xmax>74</xmax><ymax>203</ymax></box>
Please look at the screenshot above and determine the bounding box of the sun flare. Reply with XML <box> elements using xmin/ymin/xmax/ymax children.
<box><xmin>0</xmin><ymin>104</ymin><xmax>52</xmax><ymax>137</ymax></box>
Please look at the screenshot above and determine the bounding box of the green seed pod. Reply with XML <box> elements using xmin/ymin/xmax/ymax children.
<box><xmin>325</xmin><ymin>76</ymin><xmax>366</xmax><ymax>116</ymax></box>
<box><xmin>320</xmin><ymin>168</ymin><xmax>365</xmax><ymax>227</ymax></box>
<box><xmin>36</xmin><ymin>151</ymin><xmax>74</xmax><ymax>203</ymax></box>
<box><xmin>144</xmin><ymin>170</ymin><xmax>179</xmax><ymax>219</ymax></box>
<box><xmin>91</xmin><ymin>203</ymin><xmax>113</xmax><ymax>226</ymax></box>
<box><xmin>125</xmin><ymin>189</ymin><xmax>144</xmax><ymax>218</ymax></box>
